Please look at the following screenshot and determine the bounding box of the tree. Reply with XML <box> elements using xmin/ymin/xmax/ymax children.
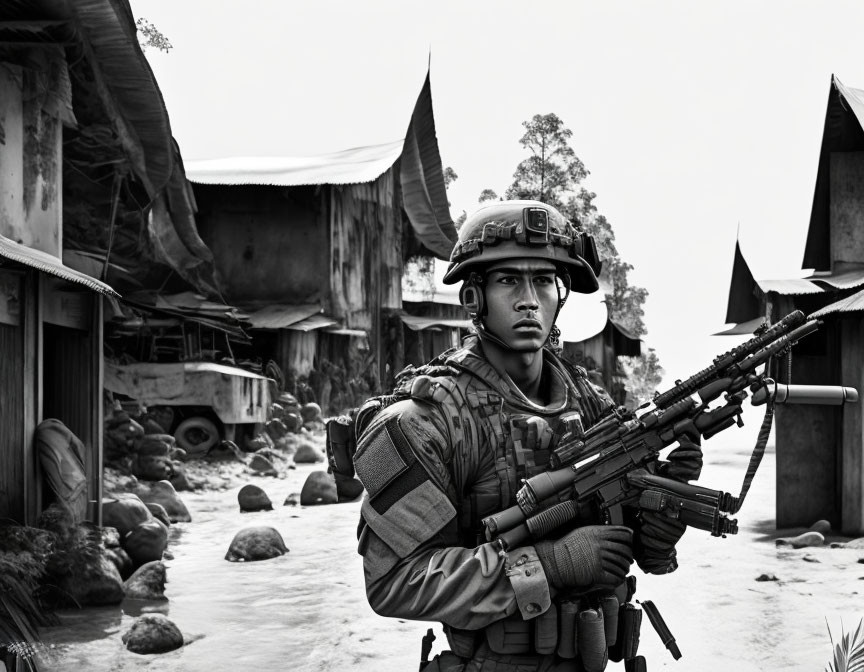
<box><xmin>480</xmin><ymin>112</ymin><xmax>660</xmax><ymax>396</ymax></box>
<box><xmin>620</xmin><ymin>348</ymin><xmax>664</xmax><ymax>407</ymax></box>
<box><xmin>478</xmin><ymin>188</ymin><xmax>499</xmax><ymax>203</ymax></box>
<box><xmin>136</xmin><ymin>18</ymin><xmax>173</xmax><ymax>53</ymax></box>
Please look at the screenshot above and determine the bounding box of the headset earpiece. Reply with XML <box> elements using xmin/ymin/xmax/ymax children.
<box><xmin>460</xmin><ymin>272</ymin><xmax>486</xmax><ymax>317</ymax></box>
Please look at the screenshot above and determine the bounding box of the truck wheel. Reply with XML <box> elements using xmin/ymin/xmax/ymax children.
<box><xmin>174</xmin><ymin>417</ymin><xmax>220</xmax><ymax>458</ymax></box>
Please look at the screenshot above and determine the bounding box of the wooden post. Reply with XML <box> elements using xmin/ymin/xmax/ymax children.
<box><xmin>841</xmin><ymin>317</ymin><xmax>864</xmax><ymax>534</ymax></box>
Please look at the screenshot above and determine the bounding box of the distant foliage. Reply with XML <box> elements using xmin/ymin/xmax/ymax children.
<box><xmin>478</xmin><ymin>189</ymin><xmax>499</xmax><ymax>203</ymax></box>
<box><xmin>825</xmin><ymin>619</ymin><xmax>864</xmax><ymax>672</ymax></box>
<box><xmin>620</xmin><ymin>348</ymin><xmax>664</xmax><ymax>407</ymax></box>
<box><xmin>136</xmin><ymin>18</ymin><xmax>173</xmax><ymax>53</ymax></box>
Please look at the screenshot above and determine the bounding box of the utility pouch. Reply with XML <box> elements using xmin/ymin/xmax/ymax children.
<box><xmin>325</xmin><ymin>416</ymin><xmax>356</xmax><ymax>478</ymax></box>
<box><xmin>577</xmin><ymin>608</ymin><xmax>608</xmax><ymax>672</ymax></box>
<box><xmin>443</xmin><ymin>626</ymin><xmax>478</xmax><ymax>659</ymax></box>
<box><xmin>557</xmin><ymin>599</ymin><xmax>580</xmax><ymax>659</ymax></box>
<box><xmin>533</xmin><ymin>604</ymin><xmax>558</xmax><ymax>655</ymax></box>
<box><xmin>485</xmin><ymin>615</ymin><xmax>531</xmax><ymax>654</ymax></box>
<box><xmin>608</xmin><ymin>603</ymin><xmax>642</xmax><ymax>663</ymax></box>
<box><xmin>625</xmin><ymin>655</ymin><xmax>647</xmax><ymax>672</ymax></box>
<box><xmin>599</xmin><ymin>595</ymin><xmax>619</xmax><ymax>648</ymax></box>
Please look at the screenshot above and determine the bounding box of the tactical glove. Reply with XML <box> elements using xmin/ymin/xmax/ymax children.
<box><xmin>634</xmin><ymin>511</ymin><xmax>686</xmax><ymax>574</ymax></box>
<box><xmin>535</xmin><ymin>525</ymin><xmax>634</xmax><ymax>592</ymax></box>
<box><xmin>660</xmin><ymin>435</ymin><xmax>703</xmax><ymax>482</ymax></box>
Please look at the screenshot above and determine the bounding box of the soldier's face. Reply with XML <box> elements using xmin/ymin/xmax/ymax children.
<box><xmin>483</xmin><ymin>259</ymin><xmax>559</xmax><ymax>352</ymax></box>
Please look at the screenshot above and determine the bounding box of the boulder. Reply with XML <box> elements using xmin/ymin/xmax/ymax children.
<box><xmin>248</xmin><ymin>453</ymin><xmax>278</xmax><ymax>476</ymax></box>
<box><xmin>265</xmin><ymin>418</ymin><xmax>289</xmax><ymax>442</ymax></box>
<box><xmin>136</xmin><ymin>480</ymin><xmax>192</xmax><ymax>523</ymax></box>
<box><xmin>135</xmin><ymin>453</ymin><xmax>173</xmax><ymax>482</ymax></box>
<box><xmin>124</xmin><ymin>560</ymin><xmax>168</xmax><ymax>601</ymax></box>
<box><xmin>282</xmin><ymin>412</ymin><xmax>303</xmax><ymax>433</ymax></box>
<box><xmin>334</xmin><ymin>474</ymin><xmax>365</xmax><ymax>502</ymax></box>
<box><xmin>283</xmin><ymin>492</ymin><xmax>300</xmax><ymax>507</ymax></box>
<box><xmin>105</xmin><ymin>545</ymin><xmax>134</xmax><ymax>580</ymax></box>
<box><xmin>136</xmin><ymin>435</ymin><xmax>174</xmax><ymax>456</ymax></box>
<box><xmin>124</xmin><ymin>519</ymin><xmax>169</xmax><ymax>567</ymax></box>
<box><xmin>122</xmin><ymin>614</ymin><xmax>183</xmax><ymax>654</ymax></box>
<box><xmin>238</xmin><ymin>484</ymin><xmax>273</xmax><ymax>512</ymax></box>
<box><xmin>809</xmin><ymin>519</ymin><xmax>832</xmax><ymax>535</ymax></box>
<box><xmin>246</xmin><ymin>433</ymin><xmax>273</xmax><ymax>452</ymax></box>
<box><xmin>293</xmin><ymin>439</ymin><xmax>325</xmax><ymax>464</ymax></box>
<box><xmin>775</xmin><ymin>531</ymin><xmax>824</xmax><ymax>549</ymax></box>
<box><xmin>300</xmin><ymin>402</ymin><xmax>322</xmax><ymax>423</ymax></box>
<box><xmin>58</xmin><ymin>551</ymin><xmax>125</xmax><ymax>606</ymax></box>
<box><xmin>168</xmin><ymin>461</ymin><xmax>194</xmax><ymax>492</ymax></box>
<box><xmin>225</xmin><ymin>526</ymin><xmax>288</xmax><ymax>562</ymax></box>
<box><xmin>145</xmin><ymin>503</ymin><xmax>171</xmax><ymax>528</ymax></box>
<box><xmin>300</xmin><ymin>471</ymin><xmax>338</xmax><ymax>505</ymax></box>
<box><xmin>102</xmin><ymin>494</ymin><xmax>153</xmax><ymax>537</ymax></box>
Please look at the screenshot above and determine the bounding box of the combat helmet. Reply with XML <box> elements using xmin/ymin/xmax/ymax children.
<box><xmin>442</xmin><ymin>200</ymin><xmax>602</xmax><ymax>293</ymax></box>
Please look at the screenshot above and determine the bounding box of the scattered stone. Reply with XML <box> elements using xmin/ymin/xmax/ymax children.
<box><xmin>238</xmin><ymin>484</ymin><xmax>273</xmax><ymax>512</ymax></box>
<box><xmin>840</xmin><ymin>537</ymin><xmax>864</xmax><ymax>549</ymax></box>
<box><xmin>755</xmin><ymin>574</ymin><xmax>779</xmax><ymax>582</ymax></box>
<box><xmin>293</xmin><ymin>439</ymin><xmax>325</xmax><ymax>464</ymax></box>
<box><xmin>225</xmin><ymin>526</ymin><xmax>288</xmax><ymax>562</ymax></box>
<box><xmin>775</xmin><ymin>531</ymin><xmax>824</xmax><ymax>549</ymax></box>
<box><xmin>300</xmin><ymin>402</ymin><xmax>322</xmax><ymax>423</ymax></box>
<box><xmin>102</xmin><ymin>494</ymin><xmax>153</xmax><ymax>537</ymax></box>
<box><xmin>146</xmin><ymin>502</ymin><xmax>171</xmax><ymax>527</ymax></box>
<box><xmin>334</xmin><ymin>474</ymin><xmax>365</xmax><ymax>502</ymax></box>
<box><xmin>169</xmin><ymin>461</ymin><xmax>194</xmax><ymax>492</ymax></box>
<box><xmin>58</xmin><ymin>552</ymin><xmax>125</xmax><ymax>606</ymax></box>
<box><xmin>137</xmin><ymin>435</ymin><xmax>174</xmax><ymax>456</ymax></box>
<box><xmin>300</xmin><ymin>471</ymin><xmax>338</xmax><ymax>505</ymax></box>
<box><xmin>122</xmin><ymin>614</ymin><xmax>183</xmax><ymax>654</ymax></box>
<box><xmin>124</xmin><ymin>561</ymin><xmax>168</xmax><ymax>601</ymax></box>
<box><xmin>124</xmin><ymin>519</ymin><xmax>169</xmax><ymax>567</ymax></box>
<box><xmin>265</xmin><ymin>419</ymin><xmax>289</xmax><ymax>442</ymax></box>
<box><xmin>802</xmin><ymin>555</ymin><xmax>821</xmax><ymax>563</ymax></box>
<box><xmin>809</xmin><ymin>519</ymin><xmax>832</xmax><ymax>535</ymax></box>
<box><xmin>135</xmin><ymin>453</ymin><xmax>173</xmax><ymax>481</ymax></box>
<box><xmin>105</xmin><ymin>545</ymin><xmax>134</xmax><ymax>580</ymax></box>
<box><xmin>284</xmin><ymin>492</ymin><xmax>300</xmax><ymax>506</ymax></box>
<box><xmin>102</xmin><ymin>526</ymin><xmax>122</xmax><ymax>549</ymax></box>
<box><xmin>248</xmin><ymin>453</ymin><xmax>278</xmax><ymax>476</ymax></box>
<box><xmin>136</xmin><ymin>480</ymin><xmax>192</xmax><ymax>523</ymax></box>
<box><xmin>282</xmin><ymin>412</ymin><xmax>303</xmax><ymax>433</ymax></box>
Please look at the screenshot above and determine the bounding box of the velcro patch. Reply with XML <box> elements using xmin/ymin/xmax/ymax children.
<box><xmin>354</xmin><ymin>422</ymin><xmax>409</xmax><ymax>498</ymax></box>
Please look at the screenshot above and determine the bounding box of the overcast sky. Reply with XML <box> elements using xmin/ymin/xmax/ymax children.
<box><xmin>130</xmin><ymin>0</ymin><xmax>864</xmax><ymax>395</ymax></box>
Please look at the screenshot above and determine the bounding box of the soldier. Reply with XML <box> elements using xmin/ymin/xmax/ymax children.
<box><xmin>351</xmin><ymin>200</ymin><xmax>702</xmax><ymax>671</ymax></box>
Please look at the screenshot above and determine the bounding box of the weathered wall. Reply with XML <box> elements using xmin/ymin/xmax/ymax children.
<box><xmin>829</xmin><ymin>152</ymin><xmax>864</xmax><ymax>269</ymax></box>
<box><xmin>194</xmin><ymin>184</ymin><xmax>327</xmax><ymax>305</ymax></box>
<box><xmin>0</xmin><ymin>61</ymin><xmax>62</xmax><ymax>256</ymax></box>
<box><xmin>841</xmin><ymin>317</ymin><xmax>864</xmax><ymax>534</ymax></box>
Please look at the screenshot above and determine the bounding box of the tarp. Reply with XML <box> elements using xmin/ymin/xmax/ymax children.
<box><xmin>185</xmin><ymin>141</ymin><xmax>405</xmax><ymax>187</ymax></box>
<box><xmin>0</xmin><ymin>234</ymin><xmax>118</xmax><ymax>296</ymax></box>
<box><xmin>246</xmin><ymin>303</ymin><xmax>321</xmax><ymax>330</ymax></box>
<box><xmin>399</xmin><ymin>314</ymin><xmax>472</xmax><ymax>331</ymax></box>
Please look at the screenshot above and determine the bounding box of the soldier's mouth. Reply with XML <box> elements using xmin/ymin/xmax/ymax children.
<box><xmin>513</xmin><ymin>320</ymin><xmax>542</xmax><ymax>331</ymax></box>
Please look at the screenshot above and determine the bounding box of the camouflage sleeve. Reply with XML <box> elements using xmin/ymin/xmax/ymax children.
<box><xmin>354</xmin><ymin>399</ymin><xmax>551</xmax><ymax>630</ymax></box>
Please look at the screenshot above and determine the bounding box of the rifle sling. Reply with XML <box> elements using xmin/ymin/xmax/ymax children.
<box><xmin>728</xmin><ymin>398</ymin><xmax>774</xmax><ymax>515</ymax></box>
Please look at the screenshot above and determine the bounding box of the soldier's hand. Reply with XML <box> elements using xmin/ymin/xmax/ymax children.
<box><xmin>535</xmin><ymin>525</ymin><xmax>633</xmax><ymax>592</ymax></box>
<box><xmin>661</xmin><ymin>435</ymin><xmax>703</xmax><ymax>482</ymax></box>
<box><xmin>635</xmin><ymin>511</ymin><xmax>686</xmax><ymax>575</ymax></box>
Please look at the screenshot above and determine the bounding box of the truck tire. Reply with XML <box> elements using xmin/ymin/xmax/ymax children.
<box><xmin>174</xmin><ymin>417</ymin><xmax>220</xmax><ymax>458</ymax></box>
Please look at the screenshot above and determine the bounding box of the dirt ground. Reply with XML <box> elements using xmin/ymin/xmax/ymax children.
<box><xmin>35</xmin><ymin>431</ymin><xmax>864</xmax><ymax>672</ymax></box>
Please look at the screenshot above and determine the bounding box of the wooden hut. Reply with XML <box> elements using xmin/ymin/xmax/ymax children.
<box><xmin>722</xmin><ymin>75</ymin><xmax>864</xmax><ymax>533</ymax></box>
<box><xmin>186</xmin><ymin>73</ymin><xmax>457</xmax><ymax>413</ymax></box>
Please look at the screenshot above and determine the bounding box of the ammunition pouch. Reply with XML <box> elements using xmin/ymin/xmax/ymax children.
<box><xmin>443</xmin><ymin>625</ymin><xmax>478</xmax><ymax>659</ymax></box>
<box><xmin>325</xmin><ymin>415</ymin><xmax>356</xmax><ymax>478</ymax></box>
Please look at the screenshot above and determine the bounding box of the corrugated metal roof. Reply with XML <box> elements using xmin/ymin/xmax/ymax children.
<box><xmin>0</xmin><ymin>235</ymin><xmax>118</xmax><ymax>296</ymax></box>
<box><xmin>757</xmin><ymin>278</ymin><xmax>825</xmax><ymax>295</ymax></box>
<box><xmin>811</xmin><ymin>287</ymin><xmax>864</xmax><ymax>317</ymax></box>
<box><xmin>184</xmin><ymin>140</ymin><xmax>405</xmax><ymax>187</ymax></box>
<box><xmin>806</xmin><ymin>266</ymin><xmax>864</xmax><ymax>290</ymax></box>
<box><xmin>246</xmin><ymin>304</ymin><xmax>321</xmax><ymax>330</ymax></box>
<box><xmin>284</xmin><ymin>314</ymin><xmax>340</xmax><ymax>332</ymax></box>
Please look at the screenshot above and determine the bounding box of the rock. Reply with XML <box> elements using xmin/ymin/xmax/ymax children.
<box><xmin>249</xmin><ymin>453</ymin><xmax>278</xmax><ymax>476</ymax></box>
<box><xmin>284</xmin><ymin>492</ymin><xmax>300</xmax><ymax>506</ymax></box>
<box><xmin>135</xmin><ymin>453</ymin><xmax>173</xmax><ymax>481</ymax></box>
<box><xmin>238</xmin><ymin>484</ymin><xmax>273</xmax><ymax>512</ymax></box>
<box><xmin>334</xmin><ymin>474</ymin><xmax>365</xmax><ymax>502</ymax></box>
<box><xmin>122</xmin><ymin>614</ymin><xmax>183</xmax><ymax>654</ymax></box>
<box><xmin>802</xmin><ymin>555</ymin><xmax>821</xmax><ymax>563</ymax></box>
<box><xmin>265</xmin><ymin>419</ymin><xmax>289</xmax><ymax>442</ymax></box>
<box><xmin>59</xmin><ymin>552</ymin><xmax>125</xmax><ymax>606</ymax></box>
<box><xmin>300</xmin><ymin>471</ymin><xmax>338</xmax><ymax>505</ymax></box>
<box><xmin>755</xmin><ymin>573</ymin><xmax>779</xmax><ymax>582</ymax></box>
<box><xmin>809</xmin><ymin>519</ymin><xmax>832</xmax><ymax>535</ymax></box>
<box><xmin>102</xmin><ymin>526</ymin><xmax>122</xmax><ymax>549</ymax></box>
<box><xmin>277</xmin><ymin>392</ymin><xmax>300</xmax><ymax>408</ymax></box>
<box><xmin>124</xmin><ymin>561</ymin><xmax>168</xmax><ymax>601</ymax></box>
<box><xmin>136</xmin><ymin>435</ymin><xmax>174</xmax><ymax>456</ymax></box>
<box><xmin>139</xmin><ymin>418</ymin><xmax>167</xmax><ymax>436</ymax></box>
<box><xmin>168</xmin><ymin>461</ymin><xmax>194</xmax><ymax>492</ymax></box>
<box><xmin>282</xmin><ymin>412</ymin><xmax>303</xmax><ymax>433</ymax></box>
<box><xmin>225</xmin><ymin>526</ymin><xmax>288</xmax><ymax>562</ymax></box>
<box><xmin>136</xmin><ymin>480</ymin><xmax>192</xmax><ymax>523</ymax></box>
<box><xmin>775</xmin><ymin>531</ymin><xmax>824</xmax><ymax>549</ymax></box>
<box><xmin>300</xmin><ymin>402</ymin><xmax>322</xmax><ymax>422</ymax></box>
<box><xmin>840</xmin><ymin>537</ymin><xmax>864</xmax><ymax>549</ymax></box>
<box><xmin>293</xmin><ymin>439</ymin><xmax>325</xmax><ymax>464</ymax></box>
<box><xmin>103</xmin><ymin>494</ymin><xmax>153</xmax><ymax>537</ymax></box>
<box><xmin>145</xmin><ymin>503</ymin><xmax>171</xmax><ymax>528</ymax></box>
<box><xmin>124</xmin><ymin>519</ymin><xmax>169</xmax><ymax>567</ymax></box>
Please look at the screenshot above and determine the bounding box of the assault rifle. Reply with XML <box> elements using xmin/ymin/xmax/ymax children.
<box><xmin>482</xmin><ymin>310</ymin><xmax>859</xmax><ymax>551</ymax></box>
